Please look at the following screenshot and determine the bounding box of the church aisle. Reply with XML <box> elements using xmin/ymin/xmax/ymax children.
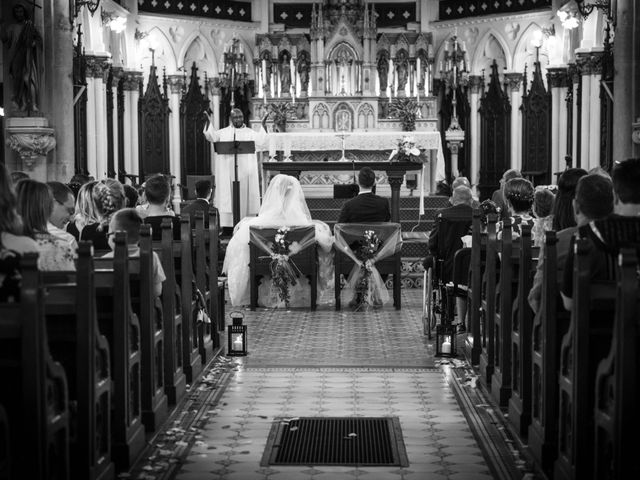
<box><xmin>131</xmin><ymin>291</ymin><xmax>499</xmax><ymax>480</ymax></box>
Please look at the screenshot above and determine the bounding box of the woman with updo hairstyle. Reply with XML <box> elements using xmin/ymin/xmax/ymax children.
<box><xmin>79</xmin><ymin>178</ymin><xmax>125</xmax><ymax>251</ymax></box>
<box><xmin>15</xmin><ymin>179</ymin><xmax>75</xmax><ymax>271</ymax></box>
<box><xmin>552</xmin><ymin>168</ymin><xmax>588</xmax><ymax>231</ymax></box>
<box><xmin>501</xmin><ymin>177</ymin><xmax>535</xmax><ymax>238</ymax></box>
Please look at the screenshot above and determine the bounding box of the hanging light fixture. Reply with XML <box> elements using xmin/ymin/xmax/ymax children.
<box><xmin>574</xmin><ymin>0</ymin><xmax>613</xmax><ymax>22</ymax></box>
<box><xmin>74</xmin><ymin>0</ymin><xmax>101</xmax><ymax>18</ymax></box>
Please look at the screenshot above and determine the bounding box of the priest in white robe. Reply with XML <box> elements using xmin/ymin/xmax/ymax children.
<box><xmin>203</xmin><ymin>108</ymin><xmax>269</xmax><ymax>228</ymax></box>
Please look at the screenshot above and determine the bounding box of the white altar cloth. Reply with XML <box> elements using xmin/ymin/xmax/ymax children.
<box><xmin>266</xmin><ymin>131</ymin><xmax>446</xmax><ymax>184</ymax></box>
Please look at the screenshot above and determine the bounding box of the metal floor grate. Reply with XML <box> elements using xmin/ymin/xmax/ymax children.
<box><xmin>261</xmin><ymin>417</ymin><xmax>409</xmax><ymax>466</ymax></box>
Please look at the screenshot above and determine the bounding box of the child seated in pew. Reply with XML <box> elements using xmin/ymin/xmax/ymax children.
<box><xmin>531</xmin><ymin>186</ymin><xmax>555</xmax><ymax>247</ymax></box>
<box><xmin>102</xmin><ymin>208</ymin><xmax>166</xmax><ymax>298</ymax></box>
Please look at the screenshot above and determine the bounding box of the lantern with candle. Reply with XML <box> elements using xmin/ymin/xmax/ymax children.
<box><xmin>435</xmin><ymin>323</ymin><xmax>457</xmax><ymax>357</ymax></box>
<box><xmin>227</xmin><ymin>311</ymin><xmax>247</xmax><ymax>356</ymax></box>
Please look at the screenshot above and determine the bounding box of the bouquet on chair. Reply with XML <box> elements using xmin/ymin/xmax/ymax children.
<box><xmin>350</xmin><ymin>230</ymin><xmax>383</xmax><ymax>311</ymax></box>
<box><xmin>269</xmin><ymin>227</ymin><xmax>300</xmax><ymax>307</ymax></box>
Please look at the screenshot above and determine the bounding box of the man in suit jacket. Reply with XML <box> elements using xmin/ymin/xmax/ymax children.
<box><xmin>337</xmin><ymin>167</ymin><xmax>390</xmax><ymax>224</ymax></box>
<box><xmin>181</xmin><ymin>179</ymin><xmax>220</xmax><ymax>229</ymax></box>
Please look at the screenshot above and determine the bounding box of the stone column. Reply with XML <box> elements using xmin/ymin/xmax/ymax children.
<box><xmin>111</xmin><ymin>68</ymin><xmax>125</xmax><ymax>179</ymax></box>
<box><xmin>5</xmin><ymin>118</ymin><xmax>56</xmax><ymax>182</ymax></box>
<box><xmin>167</xmin><ymin>75</ymin><xmax>184</xmax><ymax>212</ymax></box>
<box><xmin>548</xmin><ymin>67</ymin><xmax>569</xmax><ymax>182</ymax></box>
<box><xmin>469</xmin><ymin>75</ymin><xmax>483</xmax><ymax>187</ymax></box>
<box><xmin>43</xmin><ymin>0</ymin><xmax>74</xmax><ymax>181</ymax></box>
<box><xmin>569</xmin><ymin>65</ymin><xmax>580</xmax><ymax>167</ymax></box>
<box><xmin>613</xmin><ymin>0</ymin><xmax>640</xmax><ymax>160</ymax></box>
<box><xmin>504</xmin><ymin>73</ymin><xmax>523</xmax><ymax>172</ymax></box>
<box><xmin>576</xmin><ymin>52</ymin><xmax>595</xmax><ymax>169</ymax></box>
<box><xmin>588</xmin><ymin>52</ymin><xmax>604</xmax><ymax>170</ymax></box>
<box><xmin>122</xmin><ymin>71</ymin><xmax>143</xmax><ymax>180</ymax></box>
<box><xmin>85</xmin><ymin>54</ymin><xmax>111</xmax><ymax>179</ymax></box>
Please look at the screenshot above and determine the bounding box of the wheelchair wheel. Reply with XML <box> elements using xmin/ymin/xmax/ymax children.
<box><xmin>423</xmin><ymin>268</ymin><xmax>439</xmax><ymax>339</ymax></box>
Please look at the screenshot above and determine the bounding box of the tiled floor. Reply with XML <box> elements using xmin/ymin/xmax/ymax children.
<box><xmin>166</xmin><ymin>290</ymin><xmax>493</xmax><ymax>480</ymax></box>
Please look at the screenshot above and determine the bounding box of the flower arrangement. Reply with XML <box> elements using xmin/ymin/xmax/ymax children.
<box><xmin>266</xmin><ymin>102</ymin><xmax>294</xmax><ymax>132</ymax></box>
<box><xmin>269</xmin><ymin>227</ymin><xmax>299</xmax><ymax>307</ymax></box>
<box><xmin>388</xmin><ymin>135</ymin><xmax>426</xmax><ymax>164</ymax></box>
<box><xmin>350</xmin><ymin>230</ymin><xmax>382</xmax><ymax>311</ymax></box>
<box><xmin>388</xmin><ymin>98</ymin><xmax>421</xmax><ymax>131</ymax></box>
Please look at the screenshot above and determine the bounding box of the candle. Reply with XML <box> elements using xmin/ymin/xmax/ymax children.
<box><xmin>439</xmin><ymin>61</ymin><xmax>443</xmax><ymax>72</ymax></box>
<box><xmin>416</xmin><ymin>57</ymin><xmax>421</xmax><ymax>85</ymax></box>
<box><xmin>233</xmin><ymin>334</ymin><xmax>243</xmax><ymax>350</ymax></box>
<box><xmin>269</xmin><ymin>139</ymin><xmax>276</xmax><ymax>158</ymax></box>
<box><xmin>442</xmin><ymin>339</ymin><xmax>451</xmax><ymax>354</ymax></box>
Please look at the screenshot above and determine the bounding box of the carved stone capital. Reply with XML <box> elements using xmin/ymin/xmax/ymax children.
<box><xmin>122</xmin><ymin>71</ymin><xmax>143</xmax><ymax>91</ymax></box>
<box><xmin>110</xmin><ymin>66</ymin><xmax>125</xmax><ymax>82</ymax></box>
<box><xmin>576</xmin><ymin>51</ymin><xmax>605</xmax><ymax>76</ymax></box>
<box><xmin>387</xmin><ymin>174</ymin><xmax>405</xmax><ymax>189</ymax></box>
<box><xmin>85</xmin><ymin>55</ymin><xmax>111</xmax><ymax>81</ymax></box>
<box><xmin>167</xmin><ymin>75</ymin><xmax>185</xmax><ymax>94</ymax></box>
<box><xmin>5</xmin><ymin>125</ymin><xmax>56</xmax><ymax>171</ymax></box>
<box><xmin>504</xmin><ymin>72</ymin><xmax>523</xmax><ymax>92</ymax></box>
<box><xmin>547</xmin><ymin>67</ymin><xmax>568</xmax><ymax>89</ymax></box>
<box><xmin>468</xmin><ymin>75</ymin><xmax>483</xmax><ymax>94</ymax></box>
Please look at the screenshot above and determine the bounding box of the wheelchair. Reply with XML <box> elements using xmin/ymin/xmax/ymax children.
<box><xmin>422</xmin><ymin>216</ymin><xmax>472</xmax><ymax>339</ymax></box>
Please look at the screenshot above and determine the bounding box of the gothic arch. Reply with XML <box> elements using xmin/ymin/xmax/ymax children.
<box><xmin>178</xmin><ymin>32</ymin><xmax>216</xmax><ymax>75</ymax></box>
<box><xmin>312</xmin><ymin>103</ymin><xmax>330</xmax><ymax>130</ymax></box>
<box><xmin>333</xmin><ymin>102</ymin><xmax>355</xmax><ymax>132</ymax></box>
<box><xmin>472</xmin><ymin>29</ymin><xmax>511</xmax><ymax>75</ymax></box>
<box><xmin>513</xmin><ymin>23</ymin><xmax>550</xmax><ymax>86</ymax></box>
<box><xmin>139</xmin><ymin>27</ymin><xmax>177</xmax><ymax>78</ymax></box>
<box><xmin>357</xmin><ymin>103</ymin><xmax>375</xmax><ymax>130</ymax></box>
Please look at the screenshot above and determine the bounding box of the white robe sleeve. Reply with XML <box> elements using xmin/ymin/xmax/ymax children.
<box><xmin>203</xmin><ymin>122</ymin><xmax>220</xmax><ymax>143</ymax></box>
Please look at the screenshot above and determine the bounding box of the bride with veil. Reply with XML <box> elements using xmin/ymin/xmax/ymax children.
<box><xmin>223</xmin><ymin>174</ymin><xmax>334</xmax><ymax>307</ymax></box>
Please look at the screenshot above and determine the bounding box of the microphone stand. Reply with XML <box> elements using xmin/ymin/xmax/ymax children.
<box><xmin>232</xmin><ymin>129</ymin><xmax>241</xmax><ymax>227</ymax></box>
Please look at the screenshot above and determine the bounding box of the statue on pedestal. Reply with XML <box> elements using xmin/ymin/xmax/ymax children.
<box><xmin>396</xmin><ymin>52</ymin><xmax>409</xmax><ymax>91</ymax></box>
<box><xmin>297</xmin><ymin>51</ymin><xmax>311</xmax><ymax>94</ymax></box>
<box><xmin>1</xmin><ymin>3</ymin><xmax>43</xmax><ymax>115</ymax></box>
<box><xmin>377</xmin><ymin>52</ymin><xmax>389</xmax><ymax>93</ymax></box>
<box><xmin>280</xmin><ymin>52</ymin><xmax>292</xmax><ymax>95</ymax></box>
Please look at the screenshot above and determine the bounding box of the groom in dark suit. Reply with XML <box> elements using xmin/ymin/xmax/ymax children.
<box><xmin>182</xmin><ymin>179</ymin><xmax>219</xmax><ymax>229</ymax></box>
<box><xmin>337</xmin><ymin>167</ymin><xmax>391</xmax><ymax>223</ymax></box>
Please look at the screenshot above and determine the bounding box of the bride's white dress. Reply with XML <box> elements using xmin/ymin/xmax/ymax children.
<box><xmin>222</xmin><ymin>175</ymin><xmax>334</xmax><ymax>307</ymax></box>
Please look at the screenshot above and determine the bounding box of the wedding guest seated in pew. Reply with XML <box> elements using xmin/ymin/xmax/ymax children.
<box><xmin>143</xmin><ymin>174</ymin><xmax>181</xmax><ymax>240</ymax></box>
<box><xmin>0</xmin><ymin>164</ymin><xmax>38</xmax><ymax>302</ymax></box>
<box><xmin>492</xmin><ymin>169</ymin><xmax>522</xmax><ymax>218</ymax></box>
<box><xmin>46</xmin><ymin>181</ymin><xmax>77</xmax><ymax>249</ymax></box>
<box><xmin>528</xmin><ymin>174</ymin><xmax>613</xmax><ymax>314</ymax></box>
<box><xmin>561</xmin><ymin>158</ymin><xmax>640</xmax><ymax>311</ymax></box>
<box><xmin>224</xmin><ymin>174</ymin><xmax>334</xmax><ymax>307</ymax></box>
<box><xmin>498</xmin><ymin>177</ymin><xmax>535</xmax><ymax>239</ymax></box>
<box><xmin>552</xmin><ymin>168</ymin><xmax>588</xmax><ymax>232</ymax></box>
<box><xmin>123</xmin><ymin>184</ymin><xmax>140</xmax><ymax>208</ymax></box>
<box><xmin>15</xmin><ymin>179</ymin><xmax>76</xmax><ymax>271</ymax></box>
<box><xmin>68</xmin><ymin>179</ymin><xmax>125</xmax><ymax>251</ymax></box>
<box><xmin>531</xmin><ymin>186</ymin><xmax>555</xmax><ymax>247</ymax></box>
<box><xmin>103</xmin><ymin>208</ymin><xmax>166</xmax><ymax>297</ymax></box>
<box><xmin>182</xmin><ymin>179</ymin><xmax>220</xmax><ymax>229</ymax></box>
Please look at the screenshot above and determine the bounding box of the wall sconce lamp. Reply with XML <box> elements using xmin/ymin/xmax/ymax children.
<box><xmin>575</xmin><ymin>0</ymin><xmax>611</xmax><ymax>20</ymax></box>
<box><xmin>101</xmin><ymin>10</ymin><xmax>126</xmax><ymax>33</ymax></box>
<box><xmin>74</xmin><ymin>0</ymin><xmax>101</xmax><ymax>18</ymax></box>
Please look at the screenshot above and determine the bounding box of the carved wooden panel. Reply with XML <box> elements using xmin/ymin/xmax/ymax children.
<box><xmin>138</xmin><ymin>66</ymin><xmax>170</xmax><ymax>178</ymax></box>
<box><xmin>180</xmin><ymin>63</ymin><xmax>211</xmax><ymax>187</ymax></box>
<box><xmin>522</xmin><ymin>61</ymin><xmax>551</xmax><ymax>185</ymax></box>
<box><xmin>73</xmin><ymin>26</ymin><xmax>88</xmax><ymax>175</ymax></box>
<box><xmin>478</xmin><ymin>61</ymin><xmax>511</xmax><ymax>200</ymax></box>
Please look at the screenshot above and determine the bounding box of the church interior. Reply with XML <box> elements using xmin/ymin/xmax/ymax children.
<box><xmin>1</xmin><ymin>0</ymin><xmax>639</xmax><ymax>479</ymax></box>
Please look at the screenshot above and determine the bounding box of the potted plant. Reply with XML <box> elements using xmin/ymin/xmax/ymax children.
<box><xmin>388</xmin><ymin>98</ymin><xmax>421</xmax><ymax>132</ymax></box>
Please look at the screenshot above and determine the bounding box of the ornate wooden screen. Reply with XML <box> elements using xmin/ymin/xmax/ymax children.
<box><xmin>138</xmin><ymin>66</ymin><xmax>170</xmax><ymax>179</ymax></box>
<box><xmin>73</xmin><ymin>24</ymin><xmax>88</xmax><ymax>175</ymax></box>
<box><xmin>180</xmin><ymin>63</ymin><xmax>211</xmax><ymax>188</ymax></box>
<box><xmin>439</xmin><ymin>83</ymin><xmax>471</xmax><ymax>180</ymax></box>
<box><xmin>522</xmin><ymin>61</ymin><xmax>551</xmax><ymax>185</ymax></box>
<box><xmin>600</xmin><ymin>25</ymin><xmax>614</xmax><ymax>172</ymax></box>
<box><xmin>478</xmin><ymin>62</ymin><xmax>511</xmax><ymax>200</ymax></box>
<box><xmin>106</xmin><ymin>68</ymin><xmax>115</xmax><ymax>178</ymax></box>
<box><xmin>117</xmin><ymin>74</ymin><xmax>126</xmax><ymax>182</ymax></box>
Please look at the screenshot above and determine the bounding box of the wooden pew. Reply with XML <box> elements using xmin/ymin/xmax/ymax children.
<box><xmin>528</xmin><ymin>230</ymin><xmax>564</xmax><ymax>473</ymax></box>
<box><xmin>153</xmin><ymin>219</ymin><xmax>187</xmax><ymax>405</ymax></box>
<box><xmin>193</xmin><ymin>211</ymin><xmax>216</xmax><ymax>361</ymax></box>
<box><xmin>508</xmin><ymin>223</ymin><xmax>538</xmax><ymax>436</ymax></box>
<box><xmin>593</xmin><ymin>248</ymin><xmax>640</xmax><ymax>479</ymax></box>
<box><xmin>92</xmin><ymin>233</ymin><xmax>145</xmax><ymax>470</ymax></box>
<box><xmin>479</xmin><ymin>214</ymin><xmax>498</xmax><ymax>387</ymax></box>
<box><xmin>129</xmin><ymin>225</ymin><xmax>169</xmax><ymax>432</ymax></box>
<box><xmin>465</xmin><ymin>210</ymin><xmax>484</xmax><ymax>364</ymax></box>
<box><xmin>554</xmin><ymin>238</ymin><xmax>616</xmax><ymax>480</ymax></box>
<box><xmin>43</xmin><ymin>243</ymin><xmax>114</xmax><ymax>480</ymax></box>
<box><xmin>207</xmin><ymin>210</ymin><xmax>225</xmax><ymax>333</ymax></box>
<box><xmin>0</xmin><ymin>253</ymin><xmax>71</xmax><ymax>480</ymax></box>
<box><xmin>491</xmin><ymin>216</ymin><xmax>517</xmax><ymax>407</ymax></box>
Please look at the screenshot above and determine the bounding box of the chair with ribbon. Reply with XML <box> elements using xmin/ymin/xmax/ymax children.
<box><xmin>249</xmin><ymin>225</ymin><xmax>318</xmax><ymax>310</ymax></box>
<box><xmin>334</xmin><ymin>223</ymin><xmax>403</xmax><ymax>311</ymax></box>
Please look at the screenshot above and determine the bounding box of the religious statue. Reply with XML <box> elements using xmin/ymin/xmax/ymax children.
<box><xmin>296</xmin><ymin>51</ymin><xmax>311</xmax><ymax>93</ymax></box>
<box><xmin>377</xmin><ymin>52</ymin><xmax>389</xmax><ymax>92</ymax></box>
<box><xmin>396</xmin><ymin>54</ymin><xmax>409</xmax><ymax>91</ymax></box>
<box><xmin>1</xmin><ymin>3</ymin><xmax>43</xmax><ymax>114</ymax></box>
<box><xmin>280</xmin><ymin>52</ymin><xmax>292</xmax><ymax>95</ymax></box>
<box><xmin>262</xmin><ymin>55</ymin><xmax>272</xmax><ymax>97</ymax></box>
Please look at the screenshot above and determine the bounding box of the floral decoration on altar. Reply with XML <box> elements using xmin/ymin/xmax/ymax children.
<box><xmin>269</xmin><ymin>227</ymin><xmax>301</xmax><ymax>307</ymax></box>
<box><xmin>388</xmin><ymin>135</ymin><xmax>428</xmax><ymax>164</ymax></box>
<box><xmin>388</xmin><ymin>98</ymin><xmax>422</xmax><ymax>131</ymax></box>
<box><xmin>350</xmin><ymin>230</ymin><xmax>383</xmax><ymax>311</ymax></box>
<box><xmin>266</xmin><ymin>102</ymin><xmax>294</xmax><ymax>132</ymax></box>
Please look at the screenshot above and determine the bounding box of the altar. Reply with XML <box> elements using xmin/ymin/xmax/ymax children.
<box><xmin>261</xmin><ymin>130</ymin><xmax>446</xmax><ymax>195</ymax></box>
